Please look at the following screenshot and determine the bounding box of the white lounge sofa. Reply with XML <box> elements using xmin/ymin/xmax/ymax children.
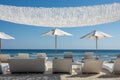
<box><xmin>8</xmin><ymin>58</ymin><xmax>47</xmax><ymax>73</ymax></box>
<box><xmin>82</xmin><ymin>59</ymin><xmax>103</xmax><ymax>74</ymax></box>
<box><xmin>53</xmin><ymin>58</ymin><xmax>72</xmax><ymax>74</ymax></box>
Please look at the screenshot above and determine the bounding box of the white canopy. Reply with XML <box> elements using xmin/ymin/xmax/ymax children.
<box><xmin>0</xmin><ymin>3</ymin><xmax>120</xmax><ymax>27</ymax></box>
<box><xmin>81</xmin><ymin>30</ymin><xmax>112</xmax><ymax>58</ymax></box>
<box><xmin>0</xmin><ymin>32</ymin><xmax>15</xmax><ymax>39</ymax></box>
<box><xmin>0</xmin><ymin>32</ymin><xmax>15</xmax><ymax>53</ymax></box>
<box><xmin>41</xmin><ymin>28</ymin><xmax>72</xmax><ymax>36</ymax></box>
<box><xmin>81</xmin><ymin>30</ymin><xmax>112</xmax><ymax>39</ymax></box>
<box><xmin>41</xmin><ymin>29</ymin><xmax>72</xmax><ymax>53</ymax></box>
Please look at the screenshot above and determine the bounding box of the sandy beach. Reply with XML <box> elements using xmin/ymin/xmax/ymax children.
<box><xmin>0</xmin><ymin>61</ymin><xmax>120</xmax><ymax>80</ymax></box>
<box><xmin>0</xmin><ymin>0</ymin><xmax>120</xmax><ymax>80</ymax></box>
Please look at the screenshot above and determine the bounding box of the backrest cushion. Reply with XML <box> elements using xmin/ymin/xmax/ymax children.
<box><xmin>18</xmin><ymin>53</ymin><xmax>29</xmax><ymax>59</ymax></box>
<box><xmin>113</xmin><ymin>58</ymin><xmax>120</xmax><ymax>74</ymax></box>
<box><xmin>0</xmin><ymin>54</ymin><xmax>10</xmax><ymax>63</ymax></box>
<box><xmin>84</xmin><ymin>52</ymin><xmax>94</xmax><ymax>59</ymax></box>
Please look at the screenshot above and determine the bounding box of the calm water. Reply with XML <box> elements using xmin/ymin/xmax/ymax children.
<box><xmin>1</xmin><ymin>49</ymin><xmax>120</xmax><ymax>61</ymax></box>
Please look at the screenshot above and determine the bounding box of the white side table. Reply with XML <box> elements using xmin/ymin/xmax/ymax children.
<box><xmin>1</xmin><ymin>63</ymin><xmax>9</xmax><ymax>74</ymax></box>
<box><xmin>72</xmin><ymin>61</ymin><xmax>83</xmax><ymax>74</ymax></box>
<box><xmin>102</xmin><ymin>63</ymin><xmax>113</xmax><ymax>73</ymax></box>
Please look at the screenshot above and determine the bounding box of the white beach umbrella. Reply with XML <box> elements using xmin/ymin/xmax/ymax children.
<box><xmin>0</xmin><ymin>32</ymin><xmax>15</xmax><ymax>53</ymax></box>
<box><xmin>81</xmin><ymin>30</ymin><xmax>112</xmax><ymax>57</ymax></box>
<box><xmin>41</xmin><ymin>28</ymin><xmax>72</xmax><ymax>53</ymax></box>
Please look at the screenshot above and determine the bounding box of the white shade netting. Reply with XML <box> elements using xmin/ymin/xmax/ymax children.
<box><xmin>0</xmin><ymin>3</ymin><xmax>120</xmax><ymax>27</ymax></box>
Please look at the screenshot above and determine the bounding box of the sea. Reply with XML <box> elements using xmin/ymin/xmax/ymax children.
<box><xmin>1</xmin><ymin>49</ymin><xmax>120</xmax><ymax>61</ymax></box>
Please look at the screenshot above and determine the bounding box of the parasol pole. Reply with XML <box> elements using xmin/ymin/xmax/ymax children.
<box><xmin>95</xmin><ymin>36</ymin><xmax>98</xmax><ymax>59</ymax></box>
<box><xmin>55</xmin><ymin>35</ymin><xmax>57</xmax><ymax>54</ymax></box>
<box><xmin>0</xmin><ymin>38</ymin><xmax>1</xmax><ymax>53</ymax></box>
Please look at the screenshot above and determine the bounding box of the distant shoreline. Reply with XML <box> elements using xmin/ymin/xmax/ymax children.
<box><xmin>2</xmin><ymin>49</ymin><xmax>120</xmax><ymax>50</ymax></box>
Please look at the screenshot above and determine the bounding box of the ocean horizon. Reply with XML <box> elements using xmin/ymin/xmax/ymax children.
<box><xmin>1</xmin><ymin>49</ymin><xmax>120</xmax><ymax>61</ymax></box>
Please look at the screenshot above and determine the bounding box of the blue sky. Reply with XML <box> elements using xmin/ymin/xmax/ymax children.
<box><xmin>0</xmin><ymin>0</ymin><xmax>120</xmax><ymax>49</ymax></box>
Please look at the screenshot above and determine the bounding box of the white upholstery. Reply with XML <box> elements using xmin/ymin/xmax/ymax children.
<box><xmin>103</xmin><ymin>58</ymin><xmax>120</xmax><ymax>74</ymax></box>
<box><xmin>102</xmin><ymin>63</ymin><xmax>113</xmax><ymax>73</ymax></box>
<box><xmin>8</xmin><ymin>58</ymin><xmax>47</xmax><ymax>73</ymax></box>
<box><xmin>53</xmin><ymin>59</ymin><xmax>72</xmax><ymax>74</ymax></box>
<box><xmin>82</xmin><ymin>59</ymin><xmax>103</xmax><ymax>74</ymax></box>
<box><xmin>0</xmin><ymin>63</ymin><xmax>9</xmax><ymax>74</ymax></box>
<box><xmin>0</xmin><ymin>54</ymin><xmax>10</xmax><ymax>63</ymax></box>
<box><xmin>84</xmin><ymin>52</ymin><xmax>94</xmax><ymax>60</ymax></box>
<box><xmin>18</xmin><ymin>53</ymin><xmax>29</xmax><ymax>59</ymax></box>
<box><xmin>37</xmin><ymin>53</ymin><xmax>48</xmax><ymax>60</ymax></box>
